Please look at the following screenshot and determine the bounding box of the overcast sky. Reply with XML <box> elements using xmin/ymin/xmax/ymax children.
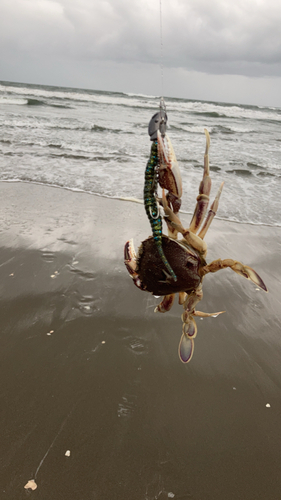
<box><xmin>1</xmin><ymin>0</ymin><xmax>281</xmax><ymax>106</ymax></box>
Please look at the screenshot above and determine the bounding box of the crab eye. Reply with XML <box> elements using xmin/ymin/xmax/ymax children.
<box><xmin>185</xmin><ymin>261</ymin><xmax>194</xmax><ymax>268</ymax></box>
<box><xmin>186</xmin><ymin>255</ymin><xmax>198</xmax><ymax>267</ymax></box>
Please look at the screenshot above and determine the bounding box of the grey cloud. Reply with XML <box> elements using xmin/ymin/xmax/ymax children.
<box><xmin>59</xmin><ymin>0</ymin><xmax>281</xmax><ymax>77</ymax></box>
<box><xmin>2</xmin><ymin>0</ymin><xmax>281</xmax><ymax>77</ymax></box>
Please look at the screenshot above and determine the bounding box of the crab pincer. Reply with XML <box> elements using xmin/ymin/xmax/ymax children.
<box><xmin>157</xmin><ymin>130</ymin><xmax>182</xmax><ymax>214</ymax></box>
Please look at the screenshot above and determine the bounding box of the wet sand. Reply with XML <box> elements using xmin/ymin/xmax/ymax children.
<box><xmin>0</xmin><ymin>181</ymin><xmax>281</xmax><ymax>500</ymax></box>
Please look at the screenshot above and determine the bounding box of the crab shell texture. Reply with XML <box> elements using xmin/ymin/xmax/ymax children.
<box><xmin>137</xmin><ymin>235</ymin><xmax>206</xmax><ymax>296</ymax></box>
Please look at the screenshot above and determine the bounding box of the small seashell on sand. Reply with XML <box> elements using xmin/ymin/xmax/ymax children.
<box><xmin>24</xmin><ymin>479</ymin><xmax>37</xmax><ymax>490</ymax></box>
<box><xmin>101</xmin><ymin>341</ymin><xmax>106</xmax><ymax>344</ymax></box>
<box><xmin>266</xmin><ymin>403</ymin><xmax>271</xmax><ymax>408</ymax></box>
<box><xmin>65</xmin><ymin>450</ymin><xmax>71</xmax><ymax>457</ymax></box>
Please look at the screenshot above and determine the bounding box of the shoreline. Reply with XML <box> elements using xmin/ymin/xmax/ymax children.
<box><xmin>1</xmin><ymin>178</ymin><xmax>280</xmax><ymax>229</ymax></box>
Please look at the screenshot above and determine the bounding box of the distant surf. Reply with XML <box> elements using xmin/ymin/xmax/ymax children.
<box><xmin>0</xmin><ymin>80</ymin><xmax>280</xmax><ymax>226</ymax></box>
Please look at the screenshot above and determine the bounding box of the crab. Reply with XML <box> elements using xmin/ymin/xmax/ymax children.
<box><xmin>124</xmin><ymin>129</ymin><xmax>267</xmax><ymax>363</ymax></box>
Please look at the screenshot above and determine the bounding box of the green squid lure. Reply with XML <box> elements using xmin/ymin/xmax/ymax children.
<box><xmin>143</xmin><ymin>140</ymin><xmax>177</xmax><ymax>282</ymax></box>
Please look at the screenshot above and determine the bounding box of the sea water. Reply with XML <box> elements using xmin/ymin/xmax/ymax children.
<box><xmin>0</xmin><ymin>80</ymin><xmax>280</xmax><ymax>226</ymax></box>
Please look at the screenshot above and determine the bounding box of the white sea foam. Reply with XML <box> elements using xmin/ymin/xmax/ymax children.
<box><xmin>126</xmin><ymin>92</ymin><xmax>159</xmax><ymax>99</ymax></box>
<box><xmin>0</xmin><ymin>97</ymin><xmax>28</xmax><ymax>105</ymax></box>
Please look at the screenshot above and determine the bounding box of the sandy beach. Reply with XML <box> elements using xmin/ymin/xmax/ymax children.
<box><xmin>0</xmin><ymin>181</ymin><xmax>281</xmax><ymax>500</ymax></box>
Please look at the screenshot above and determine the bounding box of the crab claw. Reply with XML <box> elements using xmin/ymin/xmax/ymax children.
<box><xmin>179</xmin><ymin>333</ymin><xmax>194</xmax><ymax>363</ymax></box>
<box><xmin>230</xmin><ymin>262</ymin><xmax>268</xmax><ymax>292</ymax></box>
<box><xmin>124</xmin><ymin>240</ymin><xmax>146</xmax><ymax>291</ymax></box>
<box><xmin>157</xmin><ymin>130</ymin><xmax>182</xmax><ymax>213</ymax></box>
<box><xmin>178</xmin><ymin>317</ymin><xmax>197</xmax><ymax>363</ymax></box>
<box><xmin>203</xmin><ymin>258</ymin><xmax>268</xmax><ymax>292</ymax></box>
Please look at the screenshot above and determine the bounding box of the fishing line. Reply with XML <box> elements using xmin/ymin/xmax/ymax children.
<box><xmin>159</xmin><ymin>0</ymin><xmax>167</xmax><ymax>133</ymax></box>
<box><xmin>159</xmin><ymin>0</ymin><xmax>164</xmax><ymax>98</ymax></box>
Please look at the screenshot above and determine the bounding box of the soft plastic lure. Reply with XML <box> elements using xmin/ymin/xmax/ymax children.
<box><xmin>143</xmin><ymin>140</ymin><xmax>177</xmax><ymax>281</ymax></box>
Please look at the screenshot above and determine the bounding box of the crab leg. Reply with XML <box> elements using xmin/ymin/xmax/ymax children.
<box><xmin>178</xmin><ymin>292</ymin><xmax>187</xmax><ymax>305</ymax></box>
<box><xmin>189</xmin><ymin>129</ymin><xmax>212</xmax><ymax>234</ymax></box>
<box><xmin>202</xmin><ymin>259</ymin><xmax>268</xmax><ymax>291</ymax></box>
<box><xmin>198</xmin><ymin>182</ymin><xmax>224</xmax><ymax>240</ymax></box>
<box><xmin>162</xmin><ymin>191</ymin><xmax>208</xmax><ymax>256</ymax></box>
<box><xmin>178</xmin><ymin>284</ymin><xmax>225</xmax><ymax>363</ymax></box>
<box><xmin>179</xmin><ymin>324</ymin><xmax>196</xmax><ymax>363</ymax></box>
<box><xmin>194</xmin><ymin>311</ymin><xmax>225</xmax><ymax>318</ymax></box>
<box><xmin>161</xmin><ymin>189</ymin><xmax>181</xmax><ymax>239</ymax></box>
<box><xmin>178</xmin><ymin>285</ymin><xmax>203</xmax><ymax>363</ymax></box>
<box><xmin>155</xmin><ymin>294</ymin><xmax>175</xmax><ymax>313</ymax></box>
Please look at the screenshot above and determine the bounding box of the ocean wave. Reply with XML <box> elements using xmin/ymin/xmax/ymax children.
<box><xmin>254</xmin><ymin>117</ymin><xmax>281</xmax><ymax>125</ymax></box>
<box><xmin>0</xmin><ymin>97</ymin><xmax>28</xmax><ymax>105</ymax></box>
<box><xmin>257</xmin><ymin>171</ymin><xmax>276</xmax><ymax>177</ymax></box>
<box><xmin>1</xmin><ymin>118</ymin><xmax>125</xmax><ymax>134</ymax></box>
<box><xmin>2</xmin><ymin>81</ymin><xmax>280</xmax><ymax>124</ymax></box>
<box><xmin>90</xmin><ymin>124</ymin><xmax>123</xmax><ymax>133</ymax></box>
<box><xmin>27</xmin><ymin>98</ymin><xmax>45</xmax><ymax>106</ymax></box>
<box><xmin>0</xmin><ymin>82</ymin><xmax>155</xmax><ymax>110</ymax></box>
<box><xmin>226</xmin><ymin>169</ymin><xmax>253</xmax><ymax>177</ymax></box>
<box><xmin>125</xmin><ymin>92</ymin><xmax>158</xmax><ymax>99</ymax></box>
<box><xmin>170</xmin><ymin>124</ymin><xmax>210</xmax><ymax>134</ymax></box>
<box><xmin>0</xmin><ymin>95</ymin><xmax>72</xmax><ymax>109</ymax></box>
<box><xmin>166</xmin><ymin>98</ymin><xmax>281</xmax><ymax>122</ymax></box>
<box><xmin>213</xmin><ymin>125</ymin><xmax>235</xmax><ymax>134</ymax></box>
<box><xmin>192</xmin><ymin>111</ymin><xmax>228</xmax><ymax>119</ymax></box>
<box><xmin>247</xmin><ymin>161</ymin><xmax>264</xmax><ymax>169</ymax></box>
<box><xmin>2</xmin><ymin>80</ymin><xmax>281</xmax><ymax>119</ymax></box>
<box><xmin>27</xmin><ymin>98</ymin><xmax>73</xmax><ymax>109</ymax></box>
<box><xmin>49</xmin><ymin>152</ymin><xmax>91</xmax><ymax>161</ymax></box>
<box><xmin>225</xmin><ymin>167</ymin><xmax>277</xmax><ymax>179</ymax></box>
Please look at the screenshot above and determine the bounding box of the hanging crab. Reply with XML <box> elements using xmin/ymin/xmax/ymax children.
<box><xmin>124</xmin><ymin>125</ymin><xmax>267</xmax><ymax>363</ymax></box>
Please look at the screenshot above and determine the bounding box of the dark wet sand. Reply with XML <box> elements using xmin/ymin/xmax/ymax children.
<box><xmin>0</xmin><ymin>181</ymin><xmax>281</xmax><ymax>500</ymax></box>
